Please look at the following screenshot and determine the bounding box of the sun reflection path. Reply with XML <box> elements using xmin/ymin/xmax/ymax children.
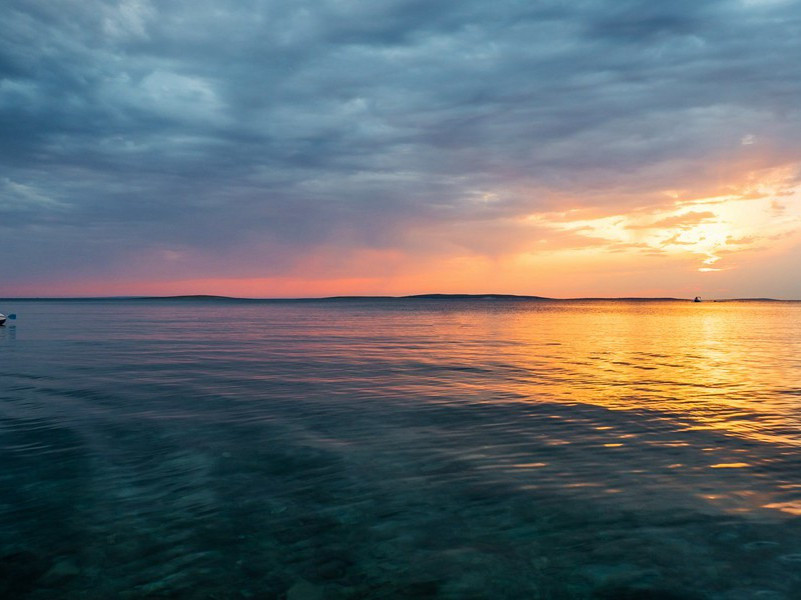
<box><xmin>526</xmin><ymin>164</ymin><xmax>801</xmax><ymax>272</ymax></box>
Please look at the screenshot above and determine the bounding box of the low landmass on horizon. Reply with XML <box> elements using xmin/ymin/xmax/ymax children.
<box><xmin>1</xmin><ymin>294</ymin><xmax>796</xmax><ymax>303</ymax></box>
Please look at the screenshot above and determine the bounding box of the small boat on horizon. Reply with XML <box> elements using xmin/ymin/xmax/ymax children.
<box><xmin>693</xmin><ymin>296</ymin><xmax>702</xmax><ymax>302</ymax></box>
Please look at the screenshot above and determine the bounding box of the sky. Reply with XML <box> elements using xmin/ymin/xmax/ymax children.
<box><xmin>2</xmin><ymin>0</ymin><xmax>801</xmax><ymax>299</ymax></box>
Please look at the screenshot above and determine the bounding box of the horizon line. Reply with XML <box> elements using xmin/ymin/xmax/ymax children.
<box><xmin>1</xmin><ymin>293</ymin><xmax>798</xmax><ymax>302</ymax></box>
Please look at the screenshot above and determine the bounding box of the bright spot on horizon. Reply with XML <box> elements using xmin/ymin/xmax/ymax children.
<box><xmin>525</xmin><ymin>164</ymin><xmax>801</xmax><ymax>275</ymax></box>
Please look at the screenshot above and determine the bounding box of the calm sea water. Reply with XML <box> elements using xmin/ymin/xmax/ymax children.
<box><xmin>2</xmin><ymin>299</ymin><xmax>801</xmax><ymax>599</ymax></box>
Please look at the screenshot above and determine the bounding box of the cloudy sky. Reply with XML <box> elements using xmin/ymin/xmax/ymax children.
<box><xmin>2</xmin><ymin>0</ymin><xmax>801</xmax><ymax>298</ymax></box>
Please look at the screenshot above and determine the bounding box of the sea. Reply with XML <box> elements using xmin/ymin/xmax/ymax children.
<box><xmin>1</xmin><ymin>297</ymin><xmax>801</xmax><ymax>599</ymax></box>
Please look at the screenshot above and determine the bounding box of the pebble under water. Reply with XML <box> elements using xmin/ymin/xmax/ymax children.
<box><xmin>2</xmin><ymin>298</ymin><xmax>801</xmax><ymax>599</ymax></box>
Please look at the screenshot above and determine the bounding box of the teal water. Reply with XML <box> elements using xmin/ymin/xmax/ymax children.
<box><xmin>2</xmin><ymin>299</ymin><xmax>801</xmax><ymax>599</ymax></box>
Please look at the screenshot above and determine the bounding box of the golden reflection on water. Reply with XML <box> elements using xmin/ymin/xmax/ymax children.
<box><xmin>407</xmin><ymin>300</ymin><xmax>801</xmax><ymax>518</ymax></box>
<box><xmin>765</xmin><ymin>501</ymin><xmax>801</xmax><ymax>516</ymax></box>
<box><xmin>451</xmin><ymin>301</ymin><xmax>801</xmax><ymax>447</ymax></box>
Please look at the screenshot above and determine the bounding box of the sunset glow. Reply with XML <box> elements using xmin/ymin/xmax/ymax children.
<box><xmin>527</xmin><ymin>164</ymin><xmax>801</xmax><ymax>276</ymax></box>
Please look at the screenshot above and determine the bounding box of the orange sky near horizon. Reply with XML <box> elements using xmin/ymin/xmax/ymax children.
<box><xmin>9</xmin><ymin>162</ymin><xmax>800</xmax><ymax>300</ymax></box>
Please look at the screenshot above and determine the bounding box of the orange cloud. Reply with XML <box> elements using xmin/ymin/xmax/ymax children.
<box><xmin>626</xmin><ymin>211</ymin><xmax>717</xmax><ymax>230</ymax></box>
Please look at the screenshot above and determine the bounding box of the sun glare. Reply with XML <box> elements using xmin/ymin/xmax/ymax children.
<box><xmin>527</xmin><ymin>164</ymin><xmax>801</xmax><ymax>273</ymax></box>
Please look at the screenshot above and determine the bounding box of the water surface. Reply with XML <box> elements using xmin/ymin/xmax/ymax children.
<box><xmin>2</xmin><ymin>299</ymin><xmax>801</xmax><ymax>599</ymax></box>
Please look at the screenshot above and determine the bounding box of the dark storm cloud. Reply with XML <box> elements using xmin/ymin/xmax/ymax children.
<box><xmin>2</xmin><ymin>0</ymin><xmax>801</xmax><ymax>284</ymax></box>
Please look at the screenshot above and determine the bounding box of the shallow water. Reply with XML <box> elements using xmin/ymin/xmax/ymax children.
<box><xmin>2</xmin><ymin>298</ymin><xmax>801</xmax><ymax>599</ymax></box>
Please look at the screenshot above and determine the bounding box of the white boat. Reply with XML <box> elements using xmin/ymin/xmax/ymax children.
<box><xmin>0</xmin><ymin>313</ymin><xmax>6</xmax><ymax>326</ymax></box>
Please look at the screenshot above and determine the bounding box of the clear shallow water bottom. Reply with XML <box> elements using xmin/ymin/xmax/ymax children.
<box><xmin>2</xmin><ymin>299</ymin><xmax>801</xmax><ymax>599</ymax></box>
